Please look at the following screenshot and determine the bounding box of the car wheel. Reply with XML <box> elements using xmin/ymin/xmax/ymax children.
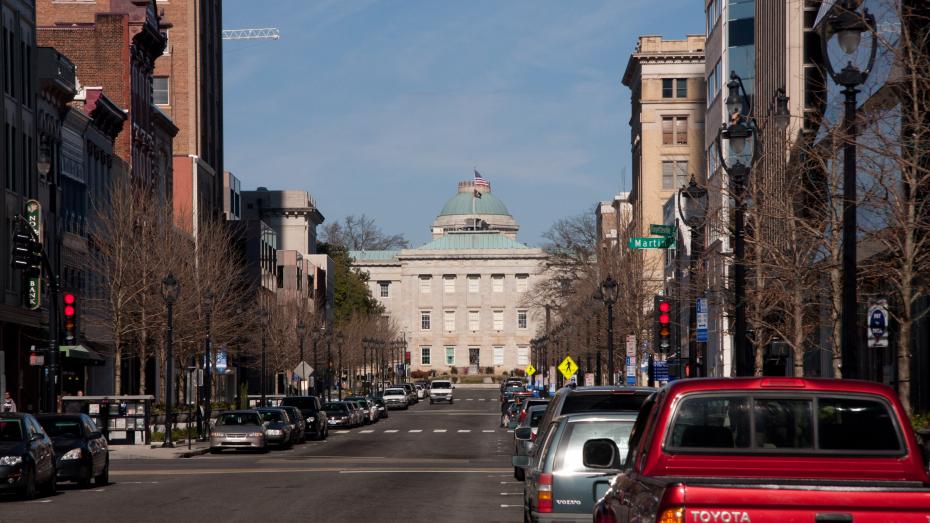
<box><xmin>43</xmin><ymin>466</ymin><xmax>57</xmax><ymax>495</ymax></box>
<box><xmin>514</xmin><ymin>467</ymin><xmax>525</xmax><ymax>481</ymax></box>
<box><xmin>78</xmin><ymin>463</ymin><xmax>93</xmax><ymax>488</ymax></box>
<box><xmin>430</xmin><ymin>400</ymin><xmax>434</xmax><ymax>405</ymax></box>
<box><xmin>95</xmin><ymin>459</ymin><xmax>109</xmax><ymax>486</ymax></box>
<box><xmin>524</xmin><ymin>507</ymin><xmax>532</xmax><ymax>523</ymax></box>
<box><xmin>19</xmin><ymin>464</ymin><xmax>36</xmax><ymax>500</ymax></box>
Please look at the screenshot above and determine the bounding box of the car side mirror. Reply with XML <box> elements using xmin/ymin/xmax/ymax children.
<box><xmin>512</xmin><ymin>455</ymin><xmax>531</xmax><ymax>468</ymax></box>
<box><xmin>514</xmin><ymin>427</ymin><xmax>533</xmax><ymax>440</ymax></box>
<box><xmin>88</xmin><ymin>431</ymin><xmax>102</xmax><ymax>439</ymax></box>
<box><xmin>583</xmin><ymin>438</ymin><xmax>619</xmax><ymax>469</ymax></box>
<box><xmin>31</xmin><ymin>433</ymin><xmax>44</xmax><ymax>441</ymax></box>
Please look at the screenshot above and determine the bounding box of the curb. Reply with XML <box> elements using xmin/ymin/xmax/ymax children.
<box><xmin>178</xmin><ymin>447</ymin><xmax>210</xmax><ymax>458</ymax></box>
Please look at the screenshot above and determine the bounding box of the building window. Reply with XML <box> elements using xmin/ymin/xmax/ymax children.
<box><xmin>445</xmin><ymin>347</ymin><xmax>455</xmax><ymax>366</ymax></box>
<box><xmin>153</xmin><ymin>76</ymin><xmax>169</xmax><ymax>105</ymax></box>
<box><xmin>517</xmin><ymin>310</ymin><xmax>528</xmax><ymax>329</ymax></box>
<box><xmin>676</xmin><ymin>78</ymin><xmax>688</xmax><ymax>98</ymax></box>
<box><xmin>467</xmin><ymin>275</ymin><xmax>480</xmax><ymax>293</ymax></box>
<box><xmin>517</xmin><ymin>346</ymin><xmax>529</xmax><ymax>365</ymax></box>
<box><xmin>276</xmin><ymin>266</ymin><xmax>284</xmax><ymax>288</ymax></box>
<box><xmin>421</xmin><ymin>311</ymin><xmax>431</xmax><ymax>330</ymax></box>
<box><xmin>662</xmin><ymin>160</ymin><xmax>688</xmax><ymax>190</ymax></box>
<box><xmin>707</xmin><ymin>59</ymin><xmax>722</xmax><ymax>105</ymax></box>
<box><xmin>421</xmin><ymin>347</ymin><xmax>431</xmax><ymax>366</ymax></box>
<box><xmin>443</xmin><ymin>275</ymin><xmax>456</xmax><ymax>294</ymax></box>
<box><xmin>161</xmin><ymin>30</ymin><xmax>170</xmax><ymax>55</ymax></box>
<box><xmin>663</xmin><ymin>78</ymin><xmax>688</xmax><ymax>99</ymax></box>
<box><xmin>493</xmin><ymin>346</ymin><xmax>504</xmax><ymax>365</ymax></box>
<box><xmin>444</xmin><ymin>310</ymin><xmax>455</xmax><ymax>331</ymax></box>
<box><xmin>662</xmin><ymin>78</ymin><xmax>673</xmax><ymax>98</ymax></box>
<box><xmin>419</xmin><ymin>275</ymin><xmax>431</xmax><ymax>293</ymax></box>
<box><xmin>492</xmin><ymin>274</ymin><xmax>504</xmax><ymax>293</ymax></box>
<box><xmin>468</xmin><ymin>310</ymin><xmax>480</xmax><ymax>331</ymax></box>
<box><xmin>662</xmin><ymin>116</ymin><xmax>688</xmax><ymax>145</ymax></box>
<box><xmin>515</xmin><ymin>274</ymin><xmax>529</xmax><ymax>292</ymax></box>
<box><xmin>379</xmin><ymin>281</ymin><xmax>390</xmax><ymax>297</ymax></box>
<box><xmin>493</xmin><ymin>310</ymin><xmax>504</xmax><ymax>331</ymax></box>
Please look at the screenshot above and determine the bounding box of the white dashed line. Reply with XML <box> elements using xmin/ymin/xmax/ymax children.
<box><xmin>500</xmin><ymin>504</ymin><xmax>522</xmax><ymax>508</ymax></box>
<box><xmin>409</xmin><ymin>429</ymin><xmax>422</xmax><ymax>433</ymax></box>
<box><xmin>360</xmin><ymin>430</ymin><xmax>374</xmax><ymax>433</ymax></box>
<box><xmin>466</xmin><ymin>398</ymin><xmax>474</xmax><ymax>401</ymax></box>
<box><xmin>500</xmin><ymin>492</ymin><xmax>522</xmax><ymax>496</ymax></box>
<box><xmin>384</xmin><ymin>429</ymin><xmax>398</xmax><ymax>433</ymax></box>
<box><xmin>434</xmin><ymin>429</ymin><xmax>447</xmax><ymax>433</ymax></box>
<box><xmin>482</xmin><ymin>430</ymin><xmax>495</xmax><ymax>433</ymax></box>
<box><xmin>458</xmin><ymin>429</ymin><xmax>471</xmax><ymax>433</ymax></box>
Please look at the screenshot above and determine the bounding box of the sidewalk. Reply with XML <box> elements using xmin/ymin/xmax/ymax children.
<box><xmin>109</xmin><ymin>440</ymin><xmax>210</xmax><ymax>460</ymax></box>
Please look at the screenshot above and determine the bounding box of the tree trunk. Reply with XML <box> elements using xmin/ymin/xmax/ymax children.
<box><xmin>113</xmin><ymin>342</ymin><xmax>122</xmax><ymax>395</ymax></box>
<box><xmin>898</xmin><ymin>319</ymin><xmax>912</xmax><ymax>415</ymax></box>
<box><xmin>830</xmin><ymin>264</ymin><xmax>843</xmax><ymax>378</ymax></box>
<box><xmin>793</xmin><ymin>294</ymin><xmax>805</xmax><ymax>378</ymax></box>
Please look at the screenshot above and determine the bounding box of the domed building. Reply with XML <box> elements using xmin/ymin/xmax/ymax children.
<box><xmin>351</xmin><ymin>180</ymin><xmax>548</xmax><ymax>375</ymax></box>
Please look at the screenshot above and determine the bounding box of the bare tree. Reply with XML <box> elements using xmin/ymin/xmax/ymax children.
<box><xmin>322</xmin><ymin>214</ymin><xmax>408</xmax><ymax>251</ymax></box>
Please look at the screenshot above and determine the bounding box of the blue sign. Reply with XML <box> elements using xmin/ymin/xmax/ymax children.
<box><xmin>215</xmin><ymin>350</ymin><xmax>228</xmax><ymax>372</ymax></box>
<box><xmin>654</xmin><ymin>360</ymin><xmax>669</xmax><ymax>382</ymax></box>
<box><xmin>696</xmin><ymin>298</ymin><xmax>708</xmax><ymax>343</ymax></box>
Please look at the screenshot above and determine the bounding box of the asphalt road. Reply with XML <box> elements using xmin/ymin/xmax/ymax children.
<box><xmin>0</xmin><ymin>388</ymin><xmax>523</xmax><ymax>523</ymax></box>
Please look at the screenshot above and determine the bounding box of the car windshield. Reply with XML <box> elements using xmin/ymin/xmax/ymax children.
<box><xmin>217</xmin><ymin>413</ymin><xmax>261</xmax><ymax>426</ymax></box>
<box><xmin>259</xmin><ymin>411</ymin><xmax>284</xmax><ymax>423</ymax></box>
<box><xmin>38</xmin><ymin>419</ymin><xmax>82</xmax><ymax>438</ymax></box>
<box><xmin>529</xmin><ymin>409</ymin><xmax>546</xmax><ymax>427</ymax></box>
<box><xmin>0</xmin><ymin>419</ymin><xmax>23</xmax><ymax>442</ymax></box>
<box><xmin>505</xmin><ymin>386</ymin><xmax>524</xmax><ymax>393</ymax></box>
<box><xmin>281</xmin><ymin>398</ymin><xmax>317</xmax><ymax>412</ymax></box>
<box><xmin>432</xmin><ymin>382</ymin><xmax>451</xmax><ymax>389</ymax></box>
<box><xmin>555</xmin><ymin>420</ymin><xmax>634</xmax><ymax>472</ymax></box>
<box><xmin>324</xmin><ymin>403</ymin><xmax>348</xmax><ymax>413</ymax></box>
<box><xmin>561</xmin><ymin>392</ymin><xmax>650</xmax><ymax>414</ymax></box>
<box><xmin>385</xmin><ymin>389</ymin><xmax>405</xmax><ymax>396</ymax></box>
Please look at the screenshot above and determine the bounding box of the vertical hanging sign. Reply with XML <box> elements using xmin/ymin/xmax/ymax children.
<box><xmin>24</xmin><ymin>200</ymin><xmax>42</xmax><ymax>310</ymax></box>
<box><xmin>696</xmin><ymin>297</ymin><xmax>708</xmax><ymax>342</ymax></box>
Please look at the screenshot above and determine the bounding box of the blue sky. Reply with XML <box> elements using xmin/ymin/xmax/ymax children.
<box><xmin>222</xmin><ymin>0</ymin><xmax>702</xmax><ymax>246</ymax></box>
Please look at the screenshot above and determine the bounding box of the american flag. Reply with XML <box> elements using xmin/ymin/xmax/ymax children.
<box><xmin>474</xmin><ymin>170</ymin><xmax>490</xmax><ymax>188</ymax></box>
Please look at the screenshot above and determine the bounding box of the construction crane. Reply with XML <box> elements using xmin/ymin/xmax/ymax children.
<box><xmin>222</xmin><ymin>28</ymin><xmax>280</xmax><ymax>41</ymax></box>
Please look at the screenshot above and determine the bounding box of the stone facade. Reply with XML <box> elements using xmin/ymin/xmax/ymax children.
<box><xmin>352</xmin><ymin>182</ymin><xmax>548</xmax><ymax>374</ymax></box>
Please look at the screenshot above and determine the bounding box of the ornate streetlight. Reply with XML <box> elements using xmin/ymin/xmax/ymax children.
<box><xmin>599</xmin><ymin>276</ymin><xmax>618</xmax><ymax>385</ymax></box>
<box><xmin>160</xmin><ymin>273</ymin><xmax>180</xmax><ymax>448</ymax></box>
<box><xmin>820</xmin><ymin>0</ymin><xmax>877</xmax><ymax>379</ymax></box>
<box><xmin>678</xmin><ymin>176</ymin><xmax>708</xmax><ymax>377</ymax></box>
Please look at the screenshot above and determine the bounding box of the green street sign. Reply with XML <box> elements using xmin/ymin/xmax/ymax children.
<box><xmin>628</xmin><ymin>236</ymin><xmax>674</xmax><ymax>249</ymax></box>
<box><xmin>24</xmin><ymin>199</ymin><xmax>41</xmax><ymax>310</ymax></box>
<box><xmin>649</xmin><ymin>224</ymin><xmax>676</xmax><ymax>237</ymax></box>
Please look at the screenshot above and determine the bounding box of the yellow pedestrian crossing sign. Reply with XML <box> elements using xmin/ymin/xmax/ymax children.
<box><xmin>558</xmin><ymin>356</ymin><xmax>578</xmax><ymax>380</ymax></box>
<box><xmin>525</xmin><ymin>364</ymin><xmax>536</xmax><ymax>376</ymax></box>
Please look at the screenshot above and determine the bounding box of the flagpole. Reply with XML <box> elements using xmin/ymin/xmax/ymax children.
<box><xmin>472</xmin><ymin>168</ymin><xmax>477</xmax><ymax>230</ymax></box>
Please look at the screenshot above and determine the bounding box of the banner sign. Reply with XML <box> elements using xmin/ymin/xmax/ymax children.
<box><xmin>696</xmin><ymin>297</ymin><xmax>708</xmax><ymax>343</ymax></box>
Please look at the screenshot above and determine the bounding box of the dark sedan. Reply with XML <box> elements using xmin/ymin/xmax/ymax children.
<box><xmin>0</xmin><ymin>413</ymin><xmax>57</xmax><ymax>499</ymax></box>
<box><xmin>36</xmin><ymin>414</ymin><xmax>108</xmax><ymax>487</ymax></box>
<box><xmin>255</xmin><ymin>408</ymin><xmax>292</xmax><ymax>448</ymax></box>
<box><xmin>281</xmin><ymin>396</ymin><xmax>328</xmax><ymax>440</ymax></box>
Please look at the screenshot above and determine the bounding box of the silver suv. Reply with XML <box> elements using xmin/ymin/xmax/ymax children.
<box><xmin>428</xmin><ymin>380</ymin><xmax>454</xmax><ymax>404</ymax></box>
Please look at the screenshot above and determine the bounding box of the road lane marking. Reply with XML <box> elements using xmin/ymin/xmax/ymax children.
<box><xmin>500</xmin><ymin>492</ymin><xmax>522</xmax><ymax>495</ymax></box>
<box><xmin>360</xmin><ymin>430</ymin><xmax>374</xmax><ymax>433</ymax></box>
<box><xmin>408</xmin><ymin>429</ymin><xmax>422</xmax><ymax>433</ymax></box>
<box><xmin>466</xmin><ymin>398</ymin><xmax>474</xmax><ymax>401</ymax></box>
<box><xmin>458</xmin><ymin>429</ymin><xmax>471</xmax><ymax>433</ymax></box>
<box><xmin>433</xmin><ymin>429</ymin><xmax>447</xmax><ymax>432</ymax></box>
<box><xmin>384</xmin><ymin>429</ymin><xmax>398</xmax><ymax>433</ymax></box>
<box><xmin>500</xmin><ymin>504</ymin><xmax>522</xmax><ymax>508</ymax></box>
<box><xmin>482</xmin><ymin>430</ymin><xmax>495</xmax><ymax>433</ymax></box>
<box><xmin>500</xmin><ymin>481</ymin><xmax>522</xmax><ymax>484</ymax></box>
<box><xmin>112</xmin><ymin>467</ymin><xmax>512</xmax><ymax>477</ymax></box>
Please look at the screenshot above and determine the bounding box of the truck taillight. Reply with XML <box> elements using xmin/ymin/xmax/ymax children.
<box><xmin>537</xmin><ymin>472</ymin><xmax>553</xmax><ymax>513</ymax></box>
<box><xmin>658</xmin><ymin>507</ymin><xmax>684</xmax><ymax>523</ymax></box>
<box><xmin>519</xmin><ymin>410</ymin><xmax>527</xmax><ymax>423</ymax></box>
<box><xmin>530</xmin><ymin>431</ymin><xmax>536</xmax><ymax>442</ymax></box>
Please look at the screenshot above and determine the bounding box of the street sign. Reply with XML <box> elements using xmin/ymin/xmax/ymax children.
<box><xmin>625</xmin><ymin>335</ymin><xmax>635</xmax><ymax>357</ymax></box>
<box><xmin>696</xmin><ymin>297</ymin><xmax>708</xmax><ymax>343</ymax></box>
<box><xmin>649</xmin><ymin>224</ymin><xmax>676</xmax><ymax>237</ymax></box>
<box><xmin>293</xmin><ymin>361</ymin><xmax>314</xmax><ymax>380</ymax></box>
<box><xmin>557</xmin><ymin>356</ymin><xmax>578</xmax><ymax>380</ymax></box>
<box><xmin>654</xmin><ymin>360</ymin><xmax>669</xmax><ymax>381</ymax></box>
<box><xmin>628</xmin><ymin>237</ymin><xmax>674</xmax><ymax>249</ymax></box>
<box><xmin>215</xmin><ymin>350</ymin><xmax>228</xmax><ymax>372</ymax></box>
<box><xmin>584</xmin><ymin>373</ymin><xmax>594</xmax><ymax>386</ymax></box>
<box><xmin>867</xmin><ymin>299</ymin><xmax>889</xmax><ymax>348</ymax></box>
<box><xmin>24</xmin><ymin>199</ymin><xmax>41</xmax><ymax>310</ymax></box>
<box><xmin>524</xmin><ymin>364</ymin><xmax>536</xmax><ymax>376</ymax></box>
<box><xmin>29</xmin><ymin>352</ymin><xmax>44</xmax><ymax>366</ymax></box>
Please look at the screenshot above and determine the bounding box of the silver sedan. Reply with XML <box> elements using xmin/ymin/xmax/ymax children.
<box><xmin>210</xmin><ymin>410</ymin><xmax>266</xmax><ymax>453</ymax></box>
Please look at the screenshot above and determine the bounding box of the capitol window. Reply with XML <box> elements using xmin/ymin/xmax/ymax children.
<box><xmin>419</xmin><ymin>275</ymin><xmax>432</xmax><ymax>293</ymax></box>
<box><xmin>443</xmin><ymin>275</ymin><xmax>456</xmax><ymax>293</ymax></box>
<box><xmin>517</xmin><ymin>346</ymin><xmax>529</xmax><ymax>365</ymax></box>
<box><xmin>516</xmin><ymin>274</ymin><xmax>529</xmax><ymax>292</ymax></box>
<box><xmin>493</xmin><ymin>346</ymin><xmax>504</xmax><ymax>365</ymax></box>
<box><xmin>468</xmin><ymin>310</ymin><xmax>480</xmax><ymax>331</ymax></box>
<box><xmin>492</xmin><ymin>274</ymin><xmax>504</xmax><ymax>293</ymax></box>
<box><xmin>467</xmin><ymin>275</ymin><xmax>480</xmax><ymax>293</ymax></box>
<box><xmin>445</xmin><ymin>347</ymin><xmax>455</xmax><ymax>365</ymax></box>
<box><xmin>420</xmin><ymin>311</ymin><xmax>431</xmax><ymax>330</ymax></box>
<box><xmin>444</xmin><ymin>310</ymin><xmax>456</xmax><ymax>331</ymax></box>
<box><xmin>420</xmin><ymin>347</ymin><xmax>431</xmax><ymax>366</ymax></box>
<box><xmin>517</xmin><ymin>310</ymin><xmax>528</xmax><ymax>329</ymax></box>
<box><xmin>493</xmin><ymin>310</ymin><xmax>504</xmax><ymax>330</ymax></box>
<box><xmin>379</xmin><ymin>281</ymin><xmax>390</xmax><ymax>297</ymax></box>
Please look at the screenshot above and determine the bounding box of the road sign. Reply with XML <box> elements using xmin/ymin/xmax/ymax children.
<box><xmin>654</xmin><ymin>360</ymin><xmax>669</xmax><ymax>381</ymax></box>
<box><xmin>24</xmin><ymin>200</ymin><xmax>41</xmax><ymax>310</ymax></box>
<box><xmin>696</xmin><ymin>297</ymin><xmax>708</xmax><ymax>343</ymax></box>
<box><xmin>215</xmin><ymin>350</ymin><xmax>228</xmax><ymax>372</ymax></box>
<box><xmin>557</xmin><ymin>356</ymin><xmax>578</xmax><ymax>380</ymax></box>
<box><xmin>649</xmin><ymin>224</ymin><xmax>676</xmax><ymax>237</ymax></box>
<box><xmin>867</xmin><ymin>299</ymin><xmax>889</xmax><ymax>348</ymax></box>
<box><xmin>628</xmin><ymin>236</ymin><xmax>674</xmax><ymax>249</ymax></box>
<box><xmin>293</xmin><ymin>361</ymin><xmax>314</xmax><ymax>380</ymax></box>
<box><xmin>525</xmin><ymin>364</ymin><xmax>536</xmax><ymax>376</ymax></box>
<box><xmin>625</xmin><ymin>335</ymin><xmax>635</xmax><ymax>357</ymax></box>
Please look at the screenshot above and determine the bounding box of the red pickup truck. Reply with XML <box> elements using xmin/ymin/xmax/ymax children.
<box><xmin>591</xmin><ymin>377</ymin><xmax>930</xmax><ymax>523</ymax></box>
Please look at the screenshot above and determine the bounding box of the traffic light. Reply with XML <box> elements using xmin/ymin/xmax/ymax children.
<box><xmin>10</xmin><ymin>226</ymin><xmax>41</xmax><ymax>277</ymax></box>
<box><xmin>64</xmin><ymin>293</ymin><xmax>77</xmax><ymax>342</ymax></box>
<box><xmin>654</xmin><ymin>296</ymin><xmax>672</xmax><ymax>352</ymax></box>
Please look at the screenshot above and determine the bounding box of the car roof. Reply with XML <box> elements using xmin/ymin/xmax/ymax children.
<box><xmin>35</xmin><ymin>414</ymin><xmax>84</xmax><ymax>420</ymax></box>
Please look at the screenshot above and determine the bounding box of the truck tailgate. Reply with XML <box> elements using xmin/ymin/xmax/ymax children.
<box><xmin>679</xmin><ymin>484</ymin><xmax>930</xmax><ymax>523</ymax></box>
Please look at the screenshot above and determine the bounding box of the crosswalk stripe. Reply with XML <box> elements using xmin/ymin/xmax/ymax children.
<box><xmin>466</xmin><ymin>398</ymin><xmax>474</xmax><ymax>401</ymax></box>
<box><xmin>408</xmin><ymin>429</ymin><xmax>422</xmax><ymax>433</ymax></box>
<box><xmin>360</xmin><ymin>430</ymin><xmax>374</xmax><ymax>433</ymax></box>
<box><xmin>384</xmin><ymin>430</ymin><xmax>398</xmax><ymax>433</ymax></box>
<box><xmin>458</xmin><ymin>429</ymin><xmax>471</xmax><ymax>433</ymax></box>
<box><xmin>433</xmin><ymin>429</ymin><xmax>447</xmax><ymax>433</ymax></box>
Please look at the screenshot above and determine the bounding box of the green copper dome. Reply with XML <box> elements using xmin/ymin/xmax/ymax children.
<box><xmin>439</xmin><ymin>190</ymin><xmax>510</xmax><ymax>216</ymax></box>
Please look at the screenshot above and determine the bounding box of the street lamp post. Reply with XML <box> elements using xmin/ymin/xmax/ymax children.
<box><xmin>201</xmin><ymin>291</ymin><xmax>214</xmax><ymax>440</ymax></box>
<box><xmin>599</xmin><ymin>276</ymin><xmax>618</xmax><ymax>385</ymax></box>
<box><xmin>678</xmin><ymin>176</ymin><xmax>708</xmax><ymax>377</ymax></box>
<box><xmin>820</xmin><ymin>0</ymin><xmax>877</xmax><ymax>379</ymax></box>
<box><xmin>161</xmin><ymin>274</ymin><xmax>180</xmax><ymax>448</ymax></box>
<box><xmin>717</xmin><ymin>71</ymin><xmax>757</xmax><ymax>376</ymax></box>
<box><xmin>297</xmin><ymin>320</ymin><xmax>306</xmax><ymax>395</ymax></box>
<box><xmin>336</xmin><ymin>333</ymin><xmax>344</xmax><ymax>400</ymax></box>
<box><xmin>259</xmin><ymin>309</ymin><xmax>268</xmax><ymax>406</ymax></box>
<box><xmin>36</xmin><ymin>141</ymin><xmax>60</xmax><ymax>413</ymax></box>
<box><xmin>326</xmin><ymin>332</ymin><xmax>333</xmax><ymax>401</ymax></box>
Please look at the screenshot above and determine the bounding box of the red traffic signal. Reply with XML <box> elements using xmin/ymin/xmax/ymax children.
<box><xmin>658</xmin><ymin>301</ymin><xmax>671</xmax><ymax>313</ymax></box>
<box><xmin>654</xmin><ymin>295</ymin><xmax>673</xmax><ymax>351</ymax></box>
<box><xmin>63</xmin><ymin>293</ymin><xmax>77</xmax><ymax>341</ymax></box>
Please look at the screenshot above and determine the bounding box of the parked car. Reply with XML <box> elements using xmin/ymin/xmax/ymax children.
<box><xmin>383</xmin><ymin>388</ymin><xmax>409</xmax><ymax>410</ymax></box>
<box><xmin>281</xmin><ymin>396</ymin><xmax>328</xmax><ymax>440</ymax></box>
<box><xmin>371</xmin><ymin>396</ymin><xmax>389</xmax><ymax>419</ymax></box>
<box><xmin>0</xmin><ymin>412</ymin><xmax>57</xmax><ymax>498</ymax></box>
<box><xmin>415</xmin><ymin>385</ymin><xmax>426</xmax><ymax>400</ymax></box>
<box><xmin>516</xmin><ymin>398</ymin><xmax>550</xmax><ymax>427</ymax></box>
<box><xmin>593</xmin><ymin>377</ymin><xmax>930</xmax><ymax>523</ymax></box>
<box><xmin>344</xmin><ymin>400</ymin><xmax>366</xmax><ymax>426</ymax></box>
<box><xmin>502</xmin><ymin>377</ymin><xmax>524</xmax><ymax>392</ymax></box>
<box><xmin>535</xmin><ymin>386</ymin><xmax>653</xmax><ymax>439</ymax></box>
<box><xmin>501</xmin><ymin>385</ymin><xmax>527</xmax><ymax>403</ymax></box>
<box><xmin>255</xmin><ymin>408</ymin><xmax>292</xmax><ymax>448</ymax></box>
<box><xmin>516</xmin><ymin>413</ymin><xmax>637</xmax><ymax>522</ymax></box>
<box><xmin>428</xmin><ymin>380</ymin><xmax>454</xmax><ymax>404</ymax></box>
<box><xmin>323</xmin><ymin>402</ymin><xmax>354</xmax><ymax>428</ymax></box>
<box><xmin>401</xmin><ymin>383</ymin><xmax>419</xmax><ymax>404</ymax></box>
<box><xmin>512</xmin><ymin>404</ymin><xmax>548</xmax><ymax>481</ymax></box>
<box><xmin>345</xmin><ymin>397</ymin><xmax>378</xmax><ymax>424</ymax></box>
<box><xmin>209</xmin><ymin>410</ymin><xmax>267</xmax><ymax>453</ymax></box>
<box><xmin>279</xmin><ymin>406</ymin><xmax>306</xmax><ymax>443</ymax></box>
<box><xmin>36</xmin><ymin>414</ymin><xmax>109</xmax><ymax>487</ymax></box>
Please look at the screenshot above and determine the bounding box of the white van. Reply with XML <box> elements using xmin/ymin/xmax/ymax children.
<box><xmin>428</xmin><ymin>380</ymin><xmax>454</xmax><ymax>404</ymax></box>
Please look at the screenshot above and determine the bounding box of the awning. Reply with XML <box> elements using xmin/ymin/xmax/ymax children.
<box><xmin>59</xmin><ymin>344</ymin><xmax>105</xmax><ymax>362</ymax></box>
